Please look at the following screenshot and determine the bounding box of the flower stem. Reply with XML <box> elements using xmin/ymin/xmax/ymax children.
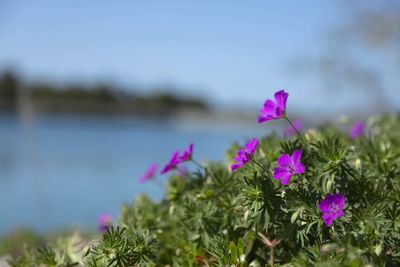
<box><xmin>284</xmin><ymin>116</ymin><xmax>301</xmax><ymax>137</ymax></box>
<box><xmin>258</xmin><ymin>233</ymin><xmax>280</xmax><ymax>267</ymax></box>
<box><xmin>284</xmin><ymin>117</ymin><xmax>307</xmax><ymax>145</ymax></box>
<box><xmin>251</xmin><ymin>158</ymin><xmax>269</xmax><ymax>175</ymax></box>
<box><xmin>191</xmin><ymin>159</ymin><xmax>206</xmax><ymax>171</ymax></box>
<box><xmin>269</xmin><ymin>247</ymin><xmax>275</xmax><ymax>267</ymax></box>
<box><xmin>191</xmin><ymin>159</ymin><xmax>217</xmax><ymax>178</ymax></box>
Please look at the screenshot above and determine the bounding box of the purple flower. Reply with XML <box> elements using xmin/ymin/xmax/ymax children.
<box><xmin>139</xmin><ymin>163</ymin><xmax>158</xmax><ymax>183</ymax></box>
<box><xmin>319</xmin><ymin>194</ymin><xmax>346</xmax><ymax>226</ymax></box>
<box><xmin>161</xmin><ymin>143</ymin><xmax>195</xmax><ymax>175</ymax></box>
<box><xmin>258</xmin><ymin>90</ymin><xmax>289</xmax><ymax>123</ymax></box>
<box><xmin>179</xmin><ymin>143</ymin><xmax>194</xmax><ymax>162</ymax></box>
<box><xmin>273</xmin><ymin>150</ymin><xmax>305</xmax><ymax>185</ymax></box>
<box><xmin>161</xmin><ymin>151</ymin><xmax>180</xmax><ymax>174</ymax></box>
<box><xmin>349</xmin><ymin>121</ymin><xmax>365</xmax><ymax>139</ymax></box>
<box><xmin>285</xmin><ymin>119</ymin><xmax>302</xmax><ymax>137</ymax></box>
<box><xmin>231</xmin><ymin>138</ymin><xmax>259</xmax><ymax>171</ymax></box>
<box><xmin>98</xmin><ymin>213</ymin><xmax>113</xmax><ymax>233</ymax></box>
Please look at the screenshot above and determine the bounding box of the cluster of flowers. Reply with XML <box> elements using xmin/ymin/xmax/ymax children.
<box><xmin>139</xmin><ymin>143</ymin><xmax>194</xmax><ymax>183</ymax></box>
<box><xmin>232</xmin><ymin>90</ymin><xmax>349</xmax><ymax>226</ymax></box>
<box><xmin>99</xmin><ymin>90</ymin><xmax>365</xmax><ymax>231</ymax></box>
<box><xmin>231</xmin><ymin>137</ymin><xmax>345</xmax><ymax>226</ymax></box>
<box><xmin>98</xmin><ymin>144</ymin><xmax>195</xmax><ymax>231</ymax></box>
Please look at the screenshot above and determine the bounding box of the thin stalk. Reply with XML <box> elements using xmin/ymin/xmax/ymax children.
<box><xmin>284</xmin><ymin>116</ymin><xmax>302</xmax><ymax>137</ymax></box>
<box><xmin>269</xmin><ymin>247</ymin><xmax>275</xmax><ymax>267</ymax></box>
<box><xmin>251</xmin><ymin>158</ymin><xmax>269</xmax><ymax>175</ymax></box>
<box><xmin>258</xmin><ymin>233</ymin><xmax>280</xmax><ymax>267</ymax></box>
<box><xmin>191</xmin><ymin>159</ymin><xmax>217</xmax><ymax>178</ymax></box>
<box><xmin>191</xmin><ymin>159</ymin><xmax>206</xmax><ymax>171</ymax></box>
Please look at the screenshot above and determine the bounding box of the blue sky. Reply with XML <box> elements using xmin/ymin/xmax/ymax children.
<box><xmin>0</xmin><ymin>1</ymin><xmax>386</xmax><ymax>114</ymax></box>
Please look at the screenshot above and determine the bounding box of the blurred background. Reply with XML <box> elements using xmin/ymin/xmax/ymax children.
<box><xmin>0</xmin><ymin>0</ymin><xmax>399</xmax><ymax>237</ymax></box>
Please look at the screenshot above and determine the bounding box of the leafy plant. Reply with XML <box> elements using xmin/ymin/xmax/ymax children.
<box><xmin>8</xmin><ymin>108</ymin><xmax>400</xmax><ymax>266</ymax></box>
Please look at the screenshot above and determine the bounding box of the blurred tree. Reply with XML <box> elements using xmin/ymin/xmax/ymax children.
<box><xmin>0</xmin><ymin>71</ymin><xmax>18</xmax><ymax>108</ymax></box>
<box><xmin>0</xmin><ymin>70</ymin><xmax>208</xmax><ymax>115</ymax></box>
<box><xmin>298</xmin><ymin>1</ymin><xmax>399</xmax><ymax>113</ymax></box>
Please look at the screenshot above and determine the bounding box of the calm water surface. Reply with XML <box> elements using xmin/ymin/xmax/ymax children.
<box><xmin>0</xmin><ymin>113</ymin><xmax>266</xmax><ymax>235</ymax></box>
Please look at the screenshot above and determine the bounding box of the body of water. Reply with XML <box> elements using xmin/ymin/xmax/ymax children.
<box><xmin>0</xmin><ymin>113</ymin><xmax>267</xmax><ymax>235</ymax></box>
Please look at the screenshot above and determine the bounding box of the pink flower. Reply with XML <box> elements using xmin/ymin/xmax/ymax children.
<box><xmin>349</xmin><ymin>121</ymin><xmax>365</xmax><ymax>139</ymax></box>
<box><xmin>139</xmin><ymin>163</ymin><xmax>158</xmax><ymax>183</ymax></box>
<box><xmin>231</xmin><ymin>138</ymin><xmax>259</xmax><ymax>171</ymax></box>
<box><xmin>273</xmin><ymin>150</ymin><xmax>305</xmax><ymax>185</ymax></box>
<box><xmin>319</xmin><ymin>194</ymin><xmax>346</xmax><ymax>226</ymax></box>
<box><xmin>179</xmin><ymin>143</ymin><xmax>194</xmax><ymax>162</ymax></box>
<box><xmin>161</xmin><ymin>151</ymin><xmax>180</xmax><ymax>174</ymax></box>
<box><xmin>258</xmin><ymin>90</ymin><xmax>289</xmax><ymax>123</ymax></box>
<box><xmin>161</xmin><ymin>144</ymin><xmax>195</xmax><ymax>174</ymax></box>
<box><xmin>285</xmin><ymin>119</ymin><xmax>302</xmax><ymax>138</ymax></box>
<box><xmin>98</xmin><ymin>213</ymin><xmax>113</xmax><ymax>233</ymax></box>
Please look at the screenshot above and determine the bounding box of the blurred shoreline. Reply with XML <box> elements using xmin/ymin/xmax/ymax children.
<box><xmin>0</xmin><ymin>71</ymin><xmax>209</xmax><ymax>119</ymax></box>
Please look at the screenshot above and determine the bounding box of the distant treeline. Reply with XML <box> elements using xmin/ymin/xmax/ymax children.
<box><xmin>0</xmin><ymin>71</ymin><xmax>208</xmax><ymax>117</ymax></box>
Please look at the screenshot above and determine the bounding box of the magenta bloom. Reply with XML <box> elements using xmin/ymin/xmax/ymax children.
<box><xmin>273</xmin><ymin>150</ymin><xmax>305</xmax><ymax>185</ymax></box>
<box><xmin>258</xmin><ymin>90</ymin><xmax>289</xmax><ymax>123</ymax></box>
<box><xmin>180</xmin><ymin>143</ymin><xmax>194</xmax><ymax>162</ymax></box>
<box><xmin>231</xmin><ymin>138</ymin><xmax>259</xmax><ymax>171</ymax></box>
<box><xmin>319</xmin><ymin>194</ymin><xmax>346</xmax><ymax>226</ymax></box>
<box><xmin>161</xmin><ymin>143</ymin><xmax>194</xmax><ymax>175</ymax></box>
<box><xmin>285</xmin><ymin>119</ymin><xmax>302</xmax><ymax>137</ymax></box>
<box><xmin>349</xmin><ymin>121</ymin><xmax>365</xmax><ymax>139</ymax></box>
<box><xmin>139</xmin><ymin>163</ymin><xmax>158</xmax><ymax>183</ymax></box>
<box><xmin>161</xmin><ymin>151</ymin><xmax>180</xmax><ymax>174</ymax></box>
<box><xmin>98</xmin><ymin>213</ymin><xmax>113</xmax><ymax>233</ymax></box>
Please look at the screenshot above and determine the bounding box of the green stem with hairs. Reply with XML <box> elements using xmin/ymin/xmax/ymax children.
<box><xmin>251</xmin><ymin>157</ymin><xmax>269</xmax><ymax>175</ymax></box>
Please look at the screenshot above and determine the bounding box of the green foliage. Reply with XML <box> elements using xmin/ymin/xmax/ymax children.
<box><xmin>9</xmin><ymin>114</ymin><xmax>400</xmax><ymax>266</ymax></box>
<box><xmin>7</xmin><ymin>232</ymin><xmax>84</xmax><ymax>267</ymax></box>
<box><xmin>0</xmin><ymin>229</ymin><xmax>44</xmax><ymax>256</ymax></box>
<box><xmin>83</xmin><ymin>227</ymin><xmax>158</xmax><ymax>266</ymax></box>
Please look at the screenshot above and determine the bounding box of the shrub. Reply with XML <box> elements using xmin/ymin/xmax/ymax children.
<box><xmin>8</xmin><ymin>92</ymin><xmax>400</xmax><ymax>266</ymax></box>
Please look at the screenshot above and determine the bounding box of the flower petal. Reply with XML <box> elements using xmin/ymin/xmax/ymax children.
<box><xmin>294</xmin><ymin>162</ymin><xmax>305</xmax><ymax>174</ymax></box>
<box><xmin>349</xmin><ymin>121</ymin><xmax>365</xmax><ymax>139</ymax></box>
<box><xmin>258</xmin><ymin>115</ymin><xmax>274</xmax><ymax>123</ymax></box>
<box><xmin>170</xmin><ymin>151</ymin><xmax>181</xmax><ymax>165</ymax></box>
<box><xmin>275</xmin><ymin>107</ymin><xmax>284</xmax><ymax>118</ymax></box>
<box><xmin>98</xmin><ymin>213</ymin><xmax>113</xmax><ymax>233</ymax></box>
<box><xmin>335</xmin><ymin>209</ymin><xmax>344</xmax><ymax>218</ymax></box>
<box><xmin>262</xmin><ymin>99</ymin><xmax>276</xmax><ymax>115</ymax></box>
<box><xmin>161</xmin><ymin>165</ymin><xmax>173</xmax><ymax>174</ymax></box>
<box><xmin>274</xmin><ymin>90</ymin><xmax>288</xmax><ymax>111</ymax></box>
<box><xmin>319</xmin><ymin>201</ymin><xmax>331</xmax><ymax>213</ymax></box>
<box><xmin>274</xmin><ymin>167</ymin><xmax>290</xmax><ymax>180</ymax></box>
<box><xmin>322</xmin><ymin>213</ymin><xmax>334</xmax><ymax>226</ymax></box>
<box><xmin>245</xmin><ymin>138</ymin><xmax>259</xmax><ymax>155</ymax></box>
<box><xmin>231</xmin><ymin>163</ymin><xmax>242</xmax><ymax>171</ymax></box>
<box><xmin>332</xmin><ymin>194</ymin><xmax>346</xmax><ymax>208</ymax></box>
<box><xmin>277</xmin><ymin>154</ymin><xmax>291</xmax><ymax>166</ymax></box>
<box><xmin>319</xmin><ymin>193</ymin><xmax>346</xmax><ymax>213</ymax></box>
<box><xmin>259</xmin><ymin>99</ymin><xmax>277</xmax><ymax>121</ymax></box>
<box><xmin>281</xmin><ymin>173</ymin><xmax>293</xmax><ymax>185</ymax></box>
<box><xmin>292</xmin><ymin>150</ymin><xmax>302</xmax><ymax>163</ymax></box>
<box><xmin>139</xmin><ymin>163</ymin><xmax>158</xmax><ymax>183</ymax></box>
<box><xmin>180</xmin><ymin>143</ymin><xmax>194</xmax><ymax>161</ymax></box>
<box><xmin>235</xmin><ymin>149</ymin><xmax>248</xmax><ymax>162</ymax></box>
